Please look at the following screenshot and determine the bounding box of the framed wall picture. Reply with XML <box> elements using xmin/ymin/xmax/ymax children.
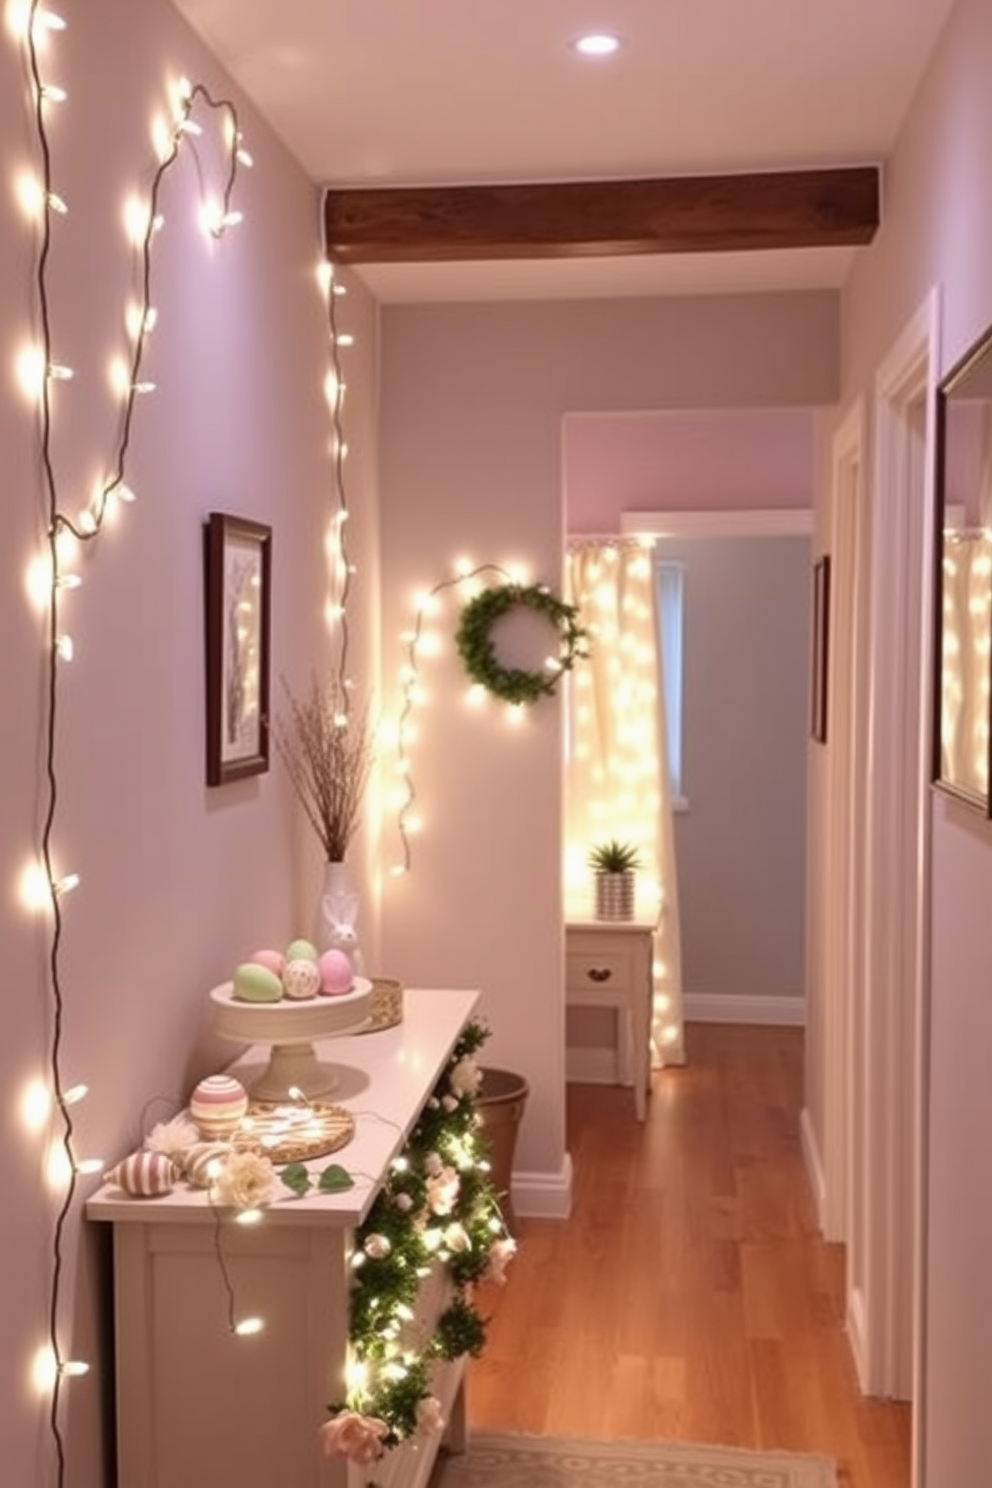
<box><xmin>204</xmin><ymin>512</ymin><xmax>271</xmax><ymax>786</ymax></box>
<box><xmin>811</xmin><ymin>554</ymin><xmax>831</xmax><ymax>745</ymax></box>
<box><xmin>931</xmin><ymin>323</ymin><xmax>992</xmax><ymax>814</ymax></box>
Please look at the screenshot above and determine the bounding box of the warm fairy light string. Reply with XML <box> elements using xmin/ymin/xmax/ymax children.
<box><xmin>13</xmin><ymin>2</ymin><xmax>249</xmax><ymax>1476</ymax></box>
<box><xmin>390</xmin><ymin>560</ymin><xmax>543</xmax><ymax>874</ymax></box>
<box><xmin>940</xmin><ymin>528</ymin><xmax>992</xmax><ymax>791</ymax></box>
<box><xmin>566</xmin><ymin>540</ymin><xmax>680</xmax><ymax>1054</ymax></box>
<box><xmin>317</xmin><ymin>258</ymin><xmax>356</xmax><ymax>702</ymax></box>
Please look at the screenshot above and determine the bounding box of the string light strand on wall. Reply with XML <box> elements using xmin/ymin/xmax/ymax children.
<box><xmin>15</xmin><ymin>3</ymin><xmax>249</xmax><ymax>1478</ymax></box>
<box><xmin>391</xmin><ymin>562</ymin><xmax>519</xmax><ymax>875</ymax></box>
<box><xmin>318</xmin><ymin>257</ymin><xmax>355</xmax><ymax>703</ymax></box>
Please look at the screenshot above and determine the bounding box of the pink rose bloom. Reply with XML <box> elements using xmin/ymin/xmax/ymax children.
<box><xmin>417</xmin><ymin>1395</ymin><xmax>445</xmax><ymax>1436</ymax></box>
<box><xmin>426</xmin><ymin>1165</ymin><xmax>460</xmax><ymax>1216</ymax></box>
<box><xmin>483</xmin><ymin>1235</ymin><xmax>517</xmax><ymax>1285</ymax></box>
<box><xmin>319</xmin><ymin>1410</ymin><xmax>389</xmax><ymax>1466</ymax></box>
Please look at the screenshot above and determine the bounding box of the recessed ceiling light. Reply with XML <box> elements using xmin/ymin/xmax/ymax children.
<box><xmin>572</xmin><ymin>33</ymin><xmax>622</xmax><ymax>58</ymax></box>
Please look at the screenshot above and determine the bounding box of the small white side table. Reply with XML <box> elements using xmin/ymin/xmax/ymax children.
<box><xmin>565</xmin><ymin>915</ymin><xmax>655</xmax><ymax>1121</ymax></box>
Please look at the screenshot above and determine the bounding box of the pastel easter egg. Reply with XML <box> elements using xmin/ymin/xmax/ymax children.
<box><xmin>282</xmin><ymin>957</ymin><xmax>321</xmax><ymax>1001</ymax></box>
<box><xmin>232</xmin><ymin>962</ymin><xmax>283</xmax><ymax>1003</ymax></box>
<box><xmin>184</xmin><ymin>1140</ymin><xmax>234</xmax><ymax>1187</ymax></box>
<box><xmin>318</xmin><ymin>947</ymin><xmax>354</xmax><ymax>997</ymax></box>
<box><xmin>285</xmin><ymin>937</ymin><xmax>318</xmax><ymax>964</ymax></box>
<box><xmin>104</xmin><ymin>1150</ymin><xmax>177</xmax><ymax>1198</ymax></box>
<box><xmin>249</xmin><ymin>948</ymin><xmax>285</xmax><ymax>978</ymax></box>
<box><xmin>189</xmin><ymin>1074</ymin><xmax>249</xmax><ymax>1138</ymax></box>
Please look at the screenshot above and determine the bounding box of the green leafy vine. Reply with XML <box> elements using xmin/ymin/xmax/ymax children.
<box><xmin>319</xmin><ymin>1019</ymin><xmax>517</xmax><ymax>1477</ymax></box>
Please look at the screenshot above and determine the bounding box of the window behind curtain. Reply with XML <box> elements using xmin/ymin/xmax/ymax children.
<box><xmin>655</xmin><ymin>558</ymin><xmax>686</xmax><ymax>806</ymax></box>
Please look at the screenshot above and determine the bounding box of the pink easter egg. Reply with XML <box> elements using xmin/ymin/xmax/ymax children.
<box><xmin>189</xmin><ymin>1074</ymin><xmax>249</xmax><ymax>1138</ymax></box>
<box><xmin>318</xmin><ymin>948</ymin><xmax>354</xmax><ymax>997</ymax></box>
<box><xmin>249</xmin><ymin>948</ymin><xmax>285</xmax><ymax>977</ymax></box>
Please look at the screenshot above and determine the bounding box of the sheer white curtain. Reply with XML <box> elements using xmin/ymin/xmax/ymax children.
<box><xmin>564</xmin><ymin>540</ymin><xmax>684</xmax><ymax>1065</ymax></box>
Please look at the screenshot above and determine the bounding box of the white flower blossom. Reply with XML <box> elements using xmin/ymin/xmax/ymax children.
<box><xmin>211</xmin><ymin>1150</ymin><xmax>276</xmax><ymax>1209</ymax></box>
<box><xmin>449</xmin><ymin>1056</ymin><xmax>482</xmax><ymax>1099</ymax></box>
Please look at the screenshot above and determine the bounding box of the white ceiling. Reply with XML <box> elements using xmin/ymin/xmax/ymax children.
<box><xmin>170</xmin><ymin>0</ymin><xmax>956</xmax><ymax>302</ymax></box>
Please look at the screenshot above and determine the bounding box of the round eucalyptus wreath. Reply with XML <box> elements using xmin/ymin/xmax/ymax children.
<box><xmin>455</xmin><ymin>583</ymin><xmax>588</xmax><ymax>705</ymax></box>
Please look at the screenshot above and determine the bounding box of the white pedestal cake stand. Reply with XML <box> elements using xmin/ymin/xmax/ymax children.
<box><xmin>209</xmin><ymin>978</ymin><xmax>373</xmax><ymax>1100</ymax></box>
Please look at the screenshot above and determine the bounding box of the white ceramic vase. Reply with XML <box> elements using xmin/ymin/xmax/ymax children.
<box><xmin>320</xmin><ymin>859</ymin><xmax>365</xmax><ymax>974</ymax></box>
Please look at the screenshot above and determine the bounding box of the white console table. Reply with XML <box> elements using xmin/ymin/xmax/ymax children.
<box><xmin>565</xmin><ymin>915</ymin><xmax>656</xmax><ymax>1121</ymax></box>
<box><xmin>87</xmin><ymin>987</ymin><xmax>479</xmax><ymax>1488</ymax></box>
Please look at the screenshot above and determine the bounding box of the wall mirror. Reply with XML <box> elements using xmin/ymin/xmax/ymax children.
<box><xmin>933</xmin><ymin>324</ymin><xmax>992</xmax><ymax>813</ymax></box>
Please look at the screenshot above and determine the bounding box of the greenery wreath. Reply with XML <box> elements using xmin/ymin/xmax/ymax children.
<box><xmin>454</xmin><ymin>582</ymin><xmax>588</xmax><ymax>705</ymax></box>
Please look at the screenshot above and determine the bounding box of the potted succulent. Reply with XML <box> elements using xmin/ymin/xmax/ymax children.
<box><xmin>588</xmin><ymin>839</ymin><xmax>642</xmax><ymax>921</ymax></box>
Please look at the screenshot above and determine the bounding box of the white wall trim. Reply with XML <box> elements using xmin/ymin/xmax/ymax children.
<box><xmin>800</xmin><ymin>1105</ymin><xmax>827</xmax><ymax>1231</ymax></box>
<box><xmin>683</xmin><ymin>993</ymin><xmax>805</xmax><ymax>1026</ymax></box>
<box><xmin>513</xmin><ymin>1153</ymin><xmax>573</xmax><ymax>1221</ymax></box>
<box><xmin>621</xmin><ymin>508</ymin><xmax>813</xmax><ymax>538</ymax></box>
<box><xmin>819</xmin><ymin>396</ymin><xmax>868</xmax><ymax>1248</ymax></box>
<box><xmin>860</xmin><ymin>286</ymin><xmax>938</xmax><ymax>1419</ymax></box>
<box><xmin>847</xmin><ymin>1283</ymin><xmax>869</xmax><ymax>1392</ymax></box>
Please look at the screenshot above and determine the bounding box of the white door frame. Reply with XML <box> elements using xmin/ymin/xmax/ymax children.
<box><xmin>854</xmin><ymin>290</ymin><xmax>938</xmax><ymax>1421</ymax></box>
<box><xmin>820</xmin><ymin>399</ymin><xmax>868</xmax><ymax>1252</ymax></box>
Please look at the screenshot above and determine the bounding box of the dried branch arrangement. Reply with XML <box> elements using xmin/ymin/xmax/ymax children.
<box><xmin>273</xmin><ymin>676</ymin><xmax>374</xmax><ymax>862</ymax></box>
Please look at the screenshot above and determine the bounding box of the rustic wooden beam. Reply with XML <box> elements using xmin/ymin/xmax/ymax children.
<box><xmin>323</xmin><ymin>167</ymin><xmax>879</xmax><ymax>264</ymax></box>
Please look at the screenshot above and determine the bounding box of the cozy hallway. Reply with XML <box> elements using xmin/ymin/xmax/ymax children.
<box><xmin>469</xmin><ymin>1023</ymin><xmax>911</xmax><ymax>1488</ymax></box>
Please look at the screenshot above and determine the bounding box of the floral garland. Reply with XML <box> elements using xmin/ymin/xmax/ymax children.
<box><xmin>320</xmin><ymin>1018</ymin><xmax>516</xmax><ymax>1478</ymax></box>
<box><xmin>455</xmin><ymin>583</ymin><xmax>588</xmax><ymax>705</ymax></box>
<box><xmin>134</xmin><ymin>1020</ymin><xmax>514</xmax><ymax>1483</ymax></box>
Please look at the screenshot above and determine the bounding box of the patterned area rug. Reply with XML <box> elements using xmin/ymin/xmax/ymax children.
<box><xmin>431</xmin><ymin>1432</ymin><xmax>838</xmax><ymax>1487</ymax></box>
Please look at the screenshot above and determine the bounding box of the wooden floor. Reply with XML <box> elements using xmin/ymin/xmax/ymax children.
<box><xmin>469</xmin><ymin>1022</ymin><xmax>911</xmax><ymax>1488</ymax></box>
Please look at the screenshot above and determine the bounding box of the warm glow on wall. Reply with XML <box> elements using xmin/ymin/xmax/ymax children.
<box><xmin>12</xmin><ymin>6</ymin><xmax>253</xmax><ymax>1477</ymax></box>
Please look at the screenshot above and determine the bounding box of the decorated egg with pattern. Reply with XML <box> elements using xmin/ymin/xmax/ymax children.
<box><xmin>104</xmin><ymin>1150</ymin><xmax>178</xmax><ymax>1197</ymax></box>
<box><xmin>184</xmin><ymin>1140</ymin><xmax>234</xmax><ymax>1187</ymax></box>
<box><xmin>282</xmin><ymin>957</ymin><xmax>321</xmax><ymax>1001</ymax></box>
<box><xmin>189</xmin><ymin>1074</ymin><xmax>249</xmax><ymax>1138</ymax></box>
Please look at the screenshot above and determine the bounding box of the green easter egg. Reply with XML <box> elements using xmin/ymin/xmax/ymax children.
<box><xmin>284</xmin><ymin>938</ymin><xmax>318</xmax><ymax>964</ymax></box>
<box><xmin>232</xmin><ymin>962</ymin><xmax>284</xmax><ymax>1003</ymax></box>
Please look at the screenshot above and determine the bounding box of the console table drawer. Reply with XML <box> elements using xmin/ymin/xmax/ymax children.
<box><xmin>566</xmin><ymin>948</ymin><xmax>634</xmax><ymax>1004</ymax></box>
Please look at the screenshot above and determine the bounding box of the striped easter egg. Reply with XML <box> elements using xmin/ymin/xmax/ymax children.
<box><xmin>189</xmin><ymin>1075</ymin><xmax>249</xmax><ymax>1138</ymax></box>
<box><xmin>184</xmin><ymin>1141</ymin><xmax>234</xmax><ymax>1187</ymax></box>
<box><xmin>104</xmin><ymin>1150</ymin><xmax>178</xmax><ymax>1197</ymax></box>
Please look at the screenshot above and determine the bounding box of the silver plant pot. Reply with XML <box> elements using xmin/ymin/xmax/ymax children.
<box><xmin>593</xmin><ymin>870</ymin><xmax>636</xmax><ymax>921</ymax></box>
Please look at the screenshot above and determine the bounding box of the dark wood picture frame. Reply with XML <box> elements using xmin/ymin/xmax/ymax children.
<box><xmin>811</xmin><ymin>554</ymin><xmax>831</xmax><ymax>745</ymax></box>
<box><xmin>204</xmin><ymin>512</ymin><xmax>271</xmax><ymax>786</ymax></box>
<box><xmin>931</xmin><ymin>323</ymin><xmax>992</xmax><ymax>815</ymax></box>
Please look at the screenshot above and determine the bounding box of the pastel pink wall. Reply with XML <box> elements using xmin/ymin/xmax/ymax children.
<box><xmin>0</xmin><ymin>3</ymin><xmax>380</xmax><ymax>1481</ymax></box>
<box><xmin>376</xmin><ymin>293</ymin><xmax>837</xmax><ymax>1186</ymax></box>
<box><xmin>819</xmin><ymin>0</ymin><xmax>992</xmax><ymax>1479</ymax></box>
<box><xmin>564</xmin><ymin>407</ymin><xmax>816</xmax><ymax>534</ymax></box>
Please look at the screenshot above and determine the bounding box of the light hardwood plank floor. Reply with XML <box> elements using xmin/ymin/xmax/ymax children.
<box><xmin>469</xmin><ymin>1022</ymin><xmax>911</xmax><ymax>1488</ymax></box>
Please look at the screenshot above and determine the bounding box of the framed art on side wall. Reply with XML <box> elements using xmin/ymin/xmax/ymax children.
<box><xmin>811</xmin><ymin>554</ymin><xmax>830</xmax><ymax>745</ymax></box>
<box><xmin>204</xmin><ymin>512</ymin><xmax>271</xmax><ymax>786</ymax></box>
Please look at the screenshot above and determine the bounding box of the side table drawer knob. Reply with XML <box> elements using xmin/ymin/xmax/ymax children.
<box><xmin>587</xmin><ymin>967</ymin><xmax>612</xmax><ymax>983</ymax></box>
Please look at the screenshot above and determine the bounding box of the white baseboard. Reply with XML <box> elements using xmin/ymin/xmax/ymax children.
<box><xmin>846</xmin><ymin>1283</ymin><xmax>868</xmax><ymax>1393</ymax></box>
<box><xmin>513</xmin><ymin>1152</ymin><xmax>573</xmax><ymax>1221</ymax></box>
<box><xmin>683</xmin><ymin>993</ymin><xmax>806</xmax><ymax>1026</ymax></box>
<box><xmin>800</xmin><ymin>1105</ymin><xmax>826</xmax><ymax>1231</ymax></box>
